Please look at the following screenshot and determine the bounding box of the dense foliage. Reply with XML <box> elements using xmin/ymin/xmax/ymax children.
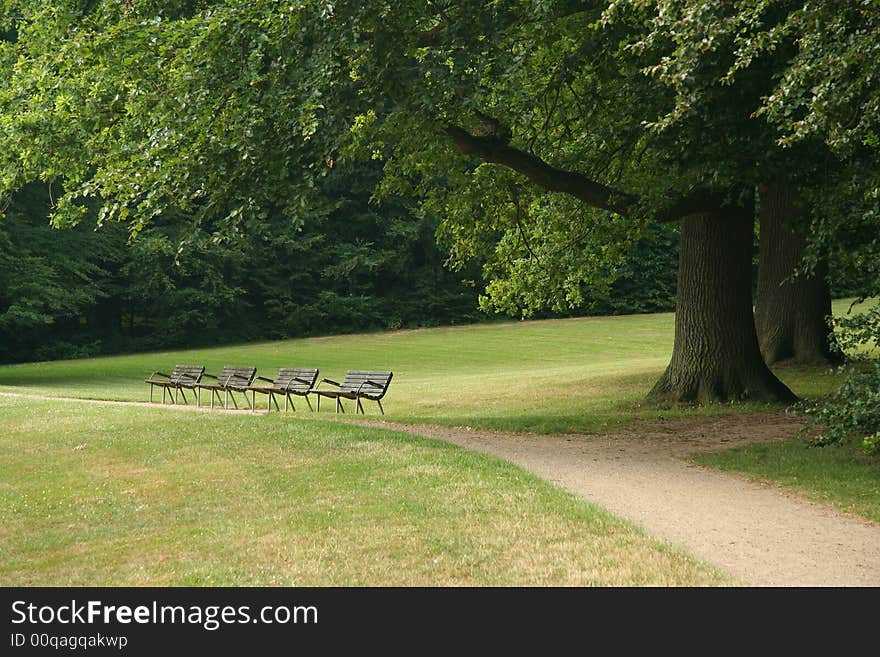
<box><xmin>630</xmin><ymin>0</ymin><xmax>879</xmax><ymax>301</ymax></box>
<box><xmin>1</xmin><ymin>169</ymin><xmax>679</xmax><ymax>363</ymax></box>
<box><xmin>0</xmin><ymin>167</ymin><xmax>488</xmax><ymax>362</ymax></box>
<box><xmin>0</xmin><ymin>1</ymin><xmax>690</xmax><ymax>318</ymax></box>
<box><xmin>807</xmin><ymin>363</ymin><xmax>880</xmax><ymax>455</ymax></box>
<box><xmin>0</xmin><ymin>184</ymin><xmax>124</xmax><ymax>361</ymax></box>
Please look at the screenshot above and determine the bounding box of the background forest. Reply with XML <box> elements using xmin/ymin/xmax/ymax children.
<box><xmin>0</xmin><ymin>164</ymin><xmax>680</xmax><ymax>364</ymax></box>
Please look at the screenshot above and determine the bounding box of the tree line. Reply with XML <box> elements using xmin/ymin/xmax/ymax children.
<box><xmin>0</xmin><ymin>164</ymin><xmax>487</xmax><ymax>362</ymax></box>
<box><xmin>0</xmin><ymin>165</ymin><xmax>680</xmax><ymax>363</ymax></box>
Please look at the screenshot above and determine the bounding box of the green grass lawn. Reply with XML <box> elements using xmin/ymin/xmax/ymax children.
<box><xmin>0</xmin><ymin>311</ymin><xmax>680</xmax><ymax>435</ymax></box>
<box><xmin>0</xmin><ymin>298</ymin><xmax>871</xmax><ymax>434</ymax></box>
<box><xmin>693</xmin><ymin>439</ymin><xmax>880</xmax><ymax>523</ymax></box>
<box><xmin>0</xmin><ymin>396</ymin><xmax>728</xmax><ymax>586</ymax></box>
<box><xmin>1</xmin><ymin>300</ymin><xmax>876</xmax><ymax>585</ymax></box>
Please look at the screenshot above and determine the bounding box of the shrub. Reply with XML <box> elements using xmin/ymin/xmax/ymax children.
<box><xmin>805</xmin><ymin>362</ymin><xmax>880</xmax><ymax>455</ymax></box>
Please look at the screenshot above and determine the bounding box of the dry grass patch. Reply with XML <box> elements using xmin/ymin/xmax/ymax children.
<box><xmin>0</xmin><ymin>397</ymin><xmax>729</xmax><ymax>586</ymax></box>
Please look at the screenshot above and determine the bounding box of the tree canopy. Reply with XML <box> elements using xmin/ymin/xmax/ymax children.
<box><xmin>0</xmin><ymin>1</ymin><xmax>727</xmax><ymax>312</ymax></box>
<box><xmin>4</xmin><ymin>1</ymin><xmax>873</xmax><ymax>309</ymax></box>
<box><xmin>0</xmin><ymin>1</ymin><xmax>876</xmax><ymax>404</ymax></box>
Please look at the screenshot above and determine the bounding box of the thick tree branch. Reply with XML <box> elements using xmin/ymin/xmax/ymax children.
<box><xmin>445</xmin><ymin>125</ymin><xmax>633</xmax><ymax>214</ymax></box>
<box><xmin>446</xmin><ymin>125</ymin><xmax>732</xmax><ymax>223</ymax></box>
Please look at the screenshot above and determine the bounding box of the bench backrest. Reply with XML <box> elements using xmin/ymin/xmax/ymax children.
<box><xmin>340</xmin><ymin>370</ymin><xmax>393</xmax><ymax>398</ymax></box>
<box><xmin>218</xmin><ymin>366</ymin><xmax>257</xmax><ymax>388</ymax></box>
<box><xmin>170</xmin><ymin>365</ymin><xmax>205</xmax><ymax>385</ymax></box>
<box><xmin>274</xmin><ymin>368</ymin><xmax>319</xmax><ymax>394</ymax></box>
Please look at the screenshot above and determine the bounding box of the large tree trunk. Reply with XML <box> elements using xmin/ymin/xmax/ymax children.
<box><xmin>649</xmin><ymin>209</ymin><xmax>797</xmax><ymax>404</ymax></box>
<box><xmin>754</xmin><ymin>179</ymin><xmax>838</xmax><ymax>365</ymax></box>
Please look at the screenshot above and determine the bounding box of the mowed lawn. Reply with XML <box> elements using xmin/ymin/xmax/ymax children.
<box><xmin>1</xmin><ymin>300</ymin><xmax>876</xmax><ymax>585</ymax></box>
<box><xmin>0</xmin><ymin>298</ymin><xmax>872</xmax><ymax>433</ymax></box>
<box><xmin>0</xmin><ymin>312</ymin><xmax>678</xmax><ymax>434</ymax></box>
<box><xmin>0</xmin><ymin>396</ymin><xmax>728</xmax><ymax>586</ymax></box>
<box><xmin>693</xmin><ymin>439</ymin><xmax>880</xmax><ymax>523</ymax></box>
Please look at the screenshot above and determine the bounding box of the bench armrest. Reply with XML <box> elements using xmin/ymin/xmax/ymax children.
<box><xmin>148</xmin><ymin>371</ymin><xmax>171</xmax><ymax>379</ymax></box>
<box><xmin>356</xmin><ymin>380</ymin><xmax>385</xmax><ymax>395</ymax></box>
<box><xmin>318</xmin><ymin>378</ymin><xmax>340</xmax><ymax>388</ymax></box>
<box><xmin>202</xmin><ymin>373</ymin><xmax>218</xmax><ymax>380</ymax></box>
<box><xmin>282</xmin><ymin>376</ymin><xmax>313</xmax><ymax>391</ymax></box>
<box><xmin>257</xmin><ymin>376</ymin><xmax>274</xmax><ymax>383</ymax></box>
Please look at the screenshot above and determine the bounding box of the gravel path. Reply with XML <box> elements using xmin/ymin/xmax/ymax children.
<box><xmin>4</xmin><ymin>392</ymin><xmax>879</xmax><ymax>585</ymax></box>
<box><xmin>358</xmin><ymin>414</ymin><xmax>880</xmax><ymax>587</ymax></box>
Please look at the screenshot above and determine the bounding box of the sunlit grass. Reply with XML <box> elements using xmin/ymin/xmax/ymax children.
<box><xmin>2</xmin><ymin>301</ymin><xmax>876</xmax><ymax>584</ymax></box>
<box><xmin>0</xmin><ymin>299</ymin><xmax>872</xmax><ymax>433</ymax></box>
<box><xmin>0</xmin><ymin>397</ymin><xmax>728</xmax><ymax>586</ymax></box>
<box><xmin>693</xmin><ymin>438</ymin><xmax>880</xmax><ymax>524</ymax></box>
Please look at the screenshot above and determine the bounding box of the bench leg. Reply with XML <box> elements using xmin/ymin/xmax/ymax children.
<box><xmin>285</xmin><ymin>393</ymin><xmax>291</xmax><ymax>412</ymax></box>
<box><xmin>356</xmin><ymin>398</ymin><xmax>364</xmax><ymax>414</ymax></box>
<box><xmin>239</xmin><ymin>391</ymin><xmax>249</xmax><ymax>410</ymax></box>
<box><xmin>377</xmin><ymin>399</ymin><xmax>384</xmax><ymax>415</ymax></box>
<box><xmin>267</xmin><ymin>392</ymin><xmax>273</xmax><ymax>412</ymax></box>
<box><xmin>317</xmin><ymin>395</ymin><xmax>320</xmax><ymax>413</ymax></box>
<box><xmin>179</xmin><ymin>388</ymin><xmax>188</xmax><ymax>405</ymax></box>
<box><xmin>304</xmin><ymin>395</ymin><xmax>313</xmax><ymax>412</ymax></box>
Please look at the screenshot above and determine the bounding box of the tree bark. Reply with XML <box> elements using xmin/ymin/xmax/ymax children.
<box><xmin>444</xmin><ymin>123</ymin><xmax>800</xmax><ymax>402</ymax></box>
<box><xmin>754</xmin><ymin>179</ymin><xmax>839</xmax><ymax>365</ymax></box>
<box><xmin>649</xmin><ymin>209</ymin><xmax>797</xmax><ymax>403</ymax></box>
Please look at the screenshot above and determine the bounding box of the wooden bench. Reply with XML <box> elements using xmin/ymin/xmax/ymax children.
<box><xmin>195</xmin><ymin>366</ymin><xmax>258</xmax><ymax>409</ymax></box>
<box><xmin>145</xmin><ymin>365</ymin><xmax>205</xmax><ymax>404</ymax></box>
<box><xmin>310</xmin><ymin>370</ymin><xmax>393</xmax><ymax>414</ymax></box>
<box><xmin>248</xmin><ymin>368</ymin><xmax>319</xmax><ymax>412</ymax></box>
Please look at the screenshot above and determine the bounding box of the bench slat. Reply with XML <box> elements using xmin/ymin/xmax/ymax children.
<box><xmin>216</xmin><ymin>366</ymin><xmax>257</xmax><ymax>388</ymax></box>
<box><xmin>337</xmin><ymin>370</ymin><xmax>393</xmax><ymax>398</ymax></box>
<box><xmin>169</xmin><ymin>365</ymin><xmax>205</xmax><ymax>385</ymax></box>
<box><xmin>271</xmin><ymin>368</ymin><xmax>319</xmax><ymax>393</ymax></box>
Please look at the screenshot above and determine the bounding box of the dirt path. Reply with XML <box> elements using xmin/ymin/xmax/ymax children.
<box><xmin>3</xmin><ymin>392</ymin><xmax>879</xmax><ymax>585</ymax></box>
<box><xmin>353</xmin><ymin>414</ymin><xmax>880</xmax><ymax>587</ymax></box>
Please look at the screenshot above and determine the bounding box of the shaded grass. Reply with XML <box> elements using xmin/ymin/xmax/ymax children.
<box><xmin>692</xmin><ymin>438</ymin><xmax>880</xmax><ymax>524</ymax></box>
<box><xmin>0</xmin><ymin>299</ymin><xmax>872</xmax><ymax>434</ymax></box>
<box><xmin>0</xmin><ymin>397</ymin><xmax>728</xmax><ymax>586</ymax></box>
